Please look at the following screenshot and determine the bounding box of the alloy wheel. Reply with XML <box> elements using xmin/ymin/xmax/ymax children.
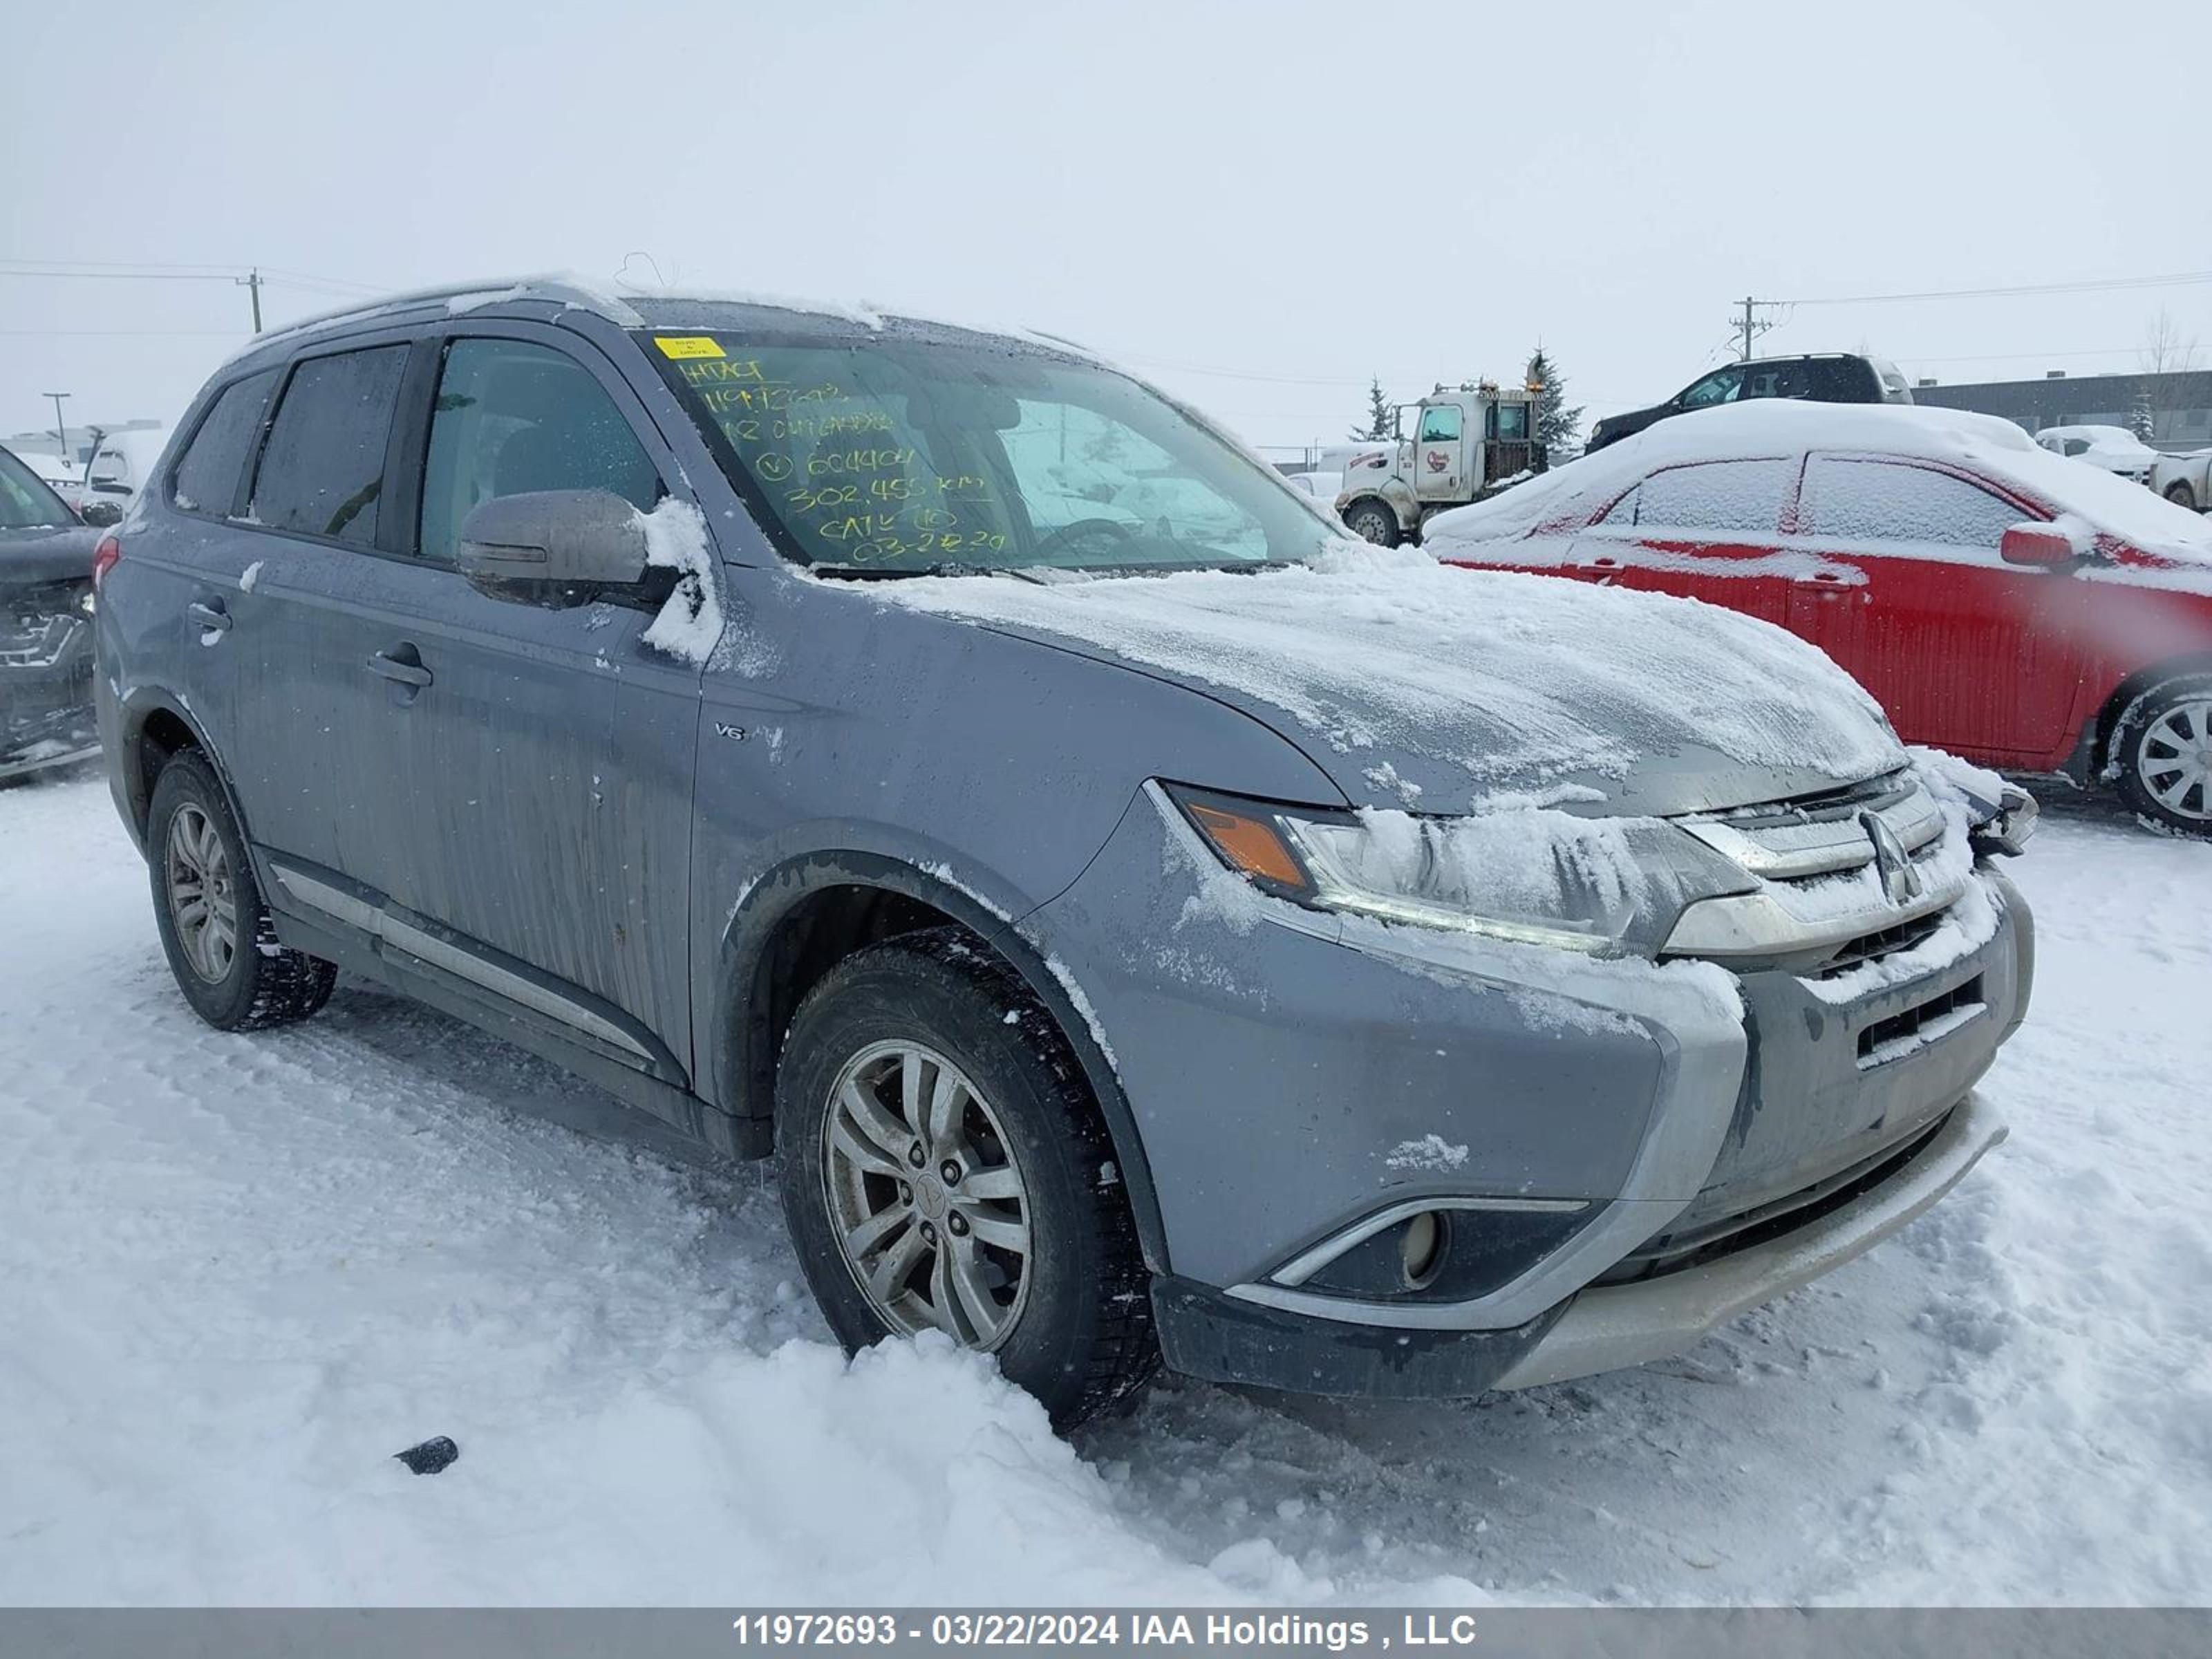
<box><xmin>821</xmin><ymin>1039</ymin><xmax>1032</xmax><ymax>1350</ymax></box>
<box><xmin>2137</xmin><ymin>697</ymin><xmax>2212</xmax><ymax>821</ymax></box>
<box><xmin>165</xmin><ymin>804</ymin><xmax>239</xmax><ymax>983</ymax></box>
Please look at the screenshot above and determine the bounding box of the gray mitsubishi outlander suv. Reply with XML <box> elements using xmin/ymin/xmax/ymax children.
<box><xmin>93</xmin><ymin>279</ymin><xmax>2036</xmax><ymax>1427</ymax></box>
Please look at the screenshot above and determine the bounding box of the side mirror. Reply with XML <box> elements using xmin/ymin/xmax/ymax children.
<box><xmin>1999</xmin><ymin>523</ymin><xmax>2075</xmax><ymax>568</ymax></box>
<box><xmin>457</xmin><ymin>489</ymin><xmax>650</xmax><ymax>603</ymax></box>
<box><xmin>78</xmin><ymin>500</ymin><xmax>123</xmax><ymax>528</ymax></box>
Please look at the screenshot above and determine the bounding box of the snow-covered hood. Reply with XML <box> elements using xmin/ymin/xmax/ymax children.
<box><xmin>872</xmin><ymin>545</ymin><xmax>1906</xmax><ymax>817</ymax></box>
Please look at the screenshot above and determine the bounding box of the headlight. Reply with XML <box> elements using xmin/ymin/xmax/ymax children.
<box><xmin>1165</xmin><ymin>784</ymin><xmax>1645</xmax><ymax>954</ymax></box>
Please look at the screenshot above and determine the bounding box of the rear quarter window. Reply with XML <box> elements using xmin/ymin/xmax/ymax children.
<box><xmin>250</xmin><ymin>346</ymin><xmax>409</xmax><ymax>545</ymax></box>
<box><xmin>171</xmin><ymin>369</ymin><xmax>279</xmax><ymax>518</ymax></box>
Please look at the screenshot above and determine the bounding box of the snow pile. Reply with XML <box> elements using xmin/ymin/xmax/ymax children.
<box><xmin>637</xmin><ymin>498</ymin><xmax>724</xmax><ymax>666</ymax></box>
<box><xmin>1425</xmin><ymin>400</ymin><xmax>2212</xmax><ymax>565</ymax></box>
<box><xmin>870</xmin><ymin>543</ymin><xmax>1900</xmax><ymax>811</ymax></box>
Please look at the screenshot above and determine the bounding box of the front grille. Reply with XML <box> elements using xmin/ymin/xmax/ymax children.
<box><xmin>1814</xmin><ymin>911</ymin><xmax>1946</xmax><ymax>980</ymax></box>
<box><xmin>1857</xmin><ymin>975</ymin><xmax>1985</xmax><ymax>1069</ymax></box>
<box><xmin>1663</xmin><ymin>767</ymin><xmax>1965</xmax><ymax>967</ymax></box>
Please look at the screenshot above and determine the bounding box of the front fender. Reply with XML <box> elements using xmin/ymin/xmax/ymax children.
<box><xmin>709</xmin><ymin>832</ymin><xmax>1172</xmax><ymax>1273</ymax></box>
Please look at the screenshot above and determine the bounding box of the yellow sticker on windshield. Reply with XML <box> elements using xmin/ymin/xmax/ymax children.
<box><xmin>653</xmin><ymin>336</ymin><xmax>726</xmax><ymax>359</ymax></box>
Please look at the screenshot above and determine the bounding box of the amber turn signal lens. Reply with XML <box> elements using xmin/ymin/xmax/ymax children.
<box><xmin>1185</xmin><ymin>801</ymin><xmax>1308</xmax><ymax>890</ymax></box>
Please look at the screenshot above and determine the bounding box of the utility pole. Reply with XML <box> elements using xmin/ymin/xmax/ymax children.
<box><xmin>1730</xmin><ymin>295</ymin><xmax>1780</xmax><ymax>360</ymax></box>
<box><xmin>43</xmin><ymin>392</ymin><xmax>71</xmax><ymax>458</ymax></box>
<box><xmin>236</xmin><ymin>267</ymin><xmax>264</xmax><ymax>332</ymax></box>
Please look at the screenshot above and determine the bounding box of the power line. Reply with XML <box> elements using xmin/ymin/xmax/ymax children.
<box><xmin>1772</xmin><ymin>270</ymin><xmax>2212</xmax><ymax>306</ymax></box>
<box><xmin>0</xmin><ymin>259</ymin><xmax>382</xmax><ymax>294</ymax></box>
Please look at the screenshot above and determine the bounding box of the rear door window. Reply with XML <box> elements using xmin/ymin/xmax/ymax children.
<box><xmin>1799</xmin><ymin>457</ymin><xmax>2030</xmax><ymax>549</ymax></box>
<box><xmin>171</xmin><ymin>369</ymin><xmax>279</xmax><ymax>517</ymax></box>
<box><xmin>250</xmin><ymin>346</ymin><xmax>409</xmax><ymax>545</ymax></box>
<box><xmin>418</xmin><ymin>338</ymin><xmax>662</xmax><ymax>564</ymax></box>
<box><xmin>1800</xmin><ymin>359</ymin><xmax>1868</xmax><ymax>400</ymax></box>
<box><xmin>1632</xmin><ymin>458</ymin><xmax>1794</xmax><ymax>535</ymax></box>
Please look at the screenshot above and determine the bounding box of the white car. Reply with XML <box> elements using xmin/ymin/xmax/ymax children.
<box><xmin>78</xmin><ymin>427</ymin><xmax>172</xmax><ymax>525</ymax></box>
<box><xmin>2034</xmin><ymin>424</ymin><xmax>2157</xmax><ymax>485</ymax></box>
<box><xmin>2151</xmin><ymin>449</ymin><xmax>2212</xmax><ymax>514</ymax></box>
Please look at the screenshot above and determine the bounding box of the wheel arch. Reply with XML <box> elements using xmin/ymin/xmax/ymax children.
<box><xmin>713</xmin><ymin>852</ymin><xmax>1170</xmax><ymax>1273</ymax></box>
<box><xmin>116</xmin><ymin>692</ymin><xmax>252</xmax><ymax>852</ymax></box>
<box><xmin>2090</xmin><ymin>653</ymin><xmax>2212</xmax><ymax>776</ymax></box>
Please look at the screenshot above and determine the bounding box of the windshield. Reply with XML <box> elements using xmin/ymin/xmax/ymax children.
<box><xmin>0</xmin><ymin>447</ymin><xmax>75</xmax><ymax>532</ymax></box>
<box><xmin>645</xmin><ymin>332</ymin><xmax>1339</xmax><ymax>574</ymax></box>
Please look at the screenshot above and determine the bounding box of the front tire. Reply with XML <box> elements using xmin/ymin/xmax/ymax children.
<box><xmin>2166</xmin><ymin>481</ymin><xmax>2199</xmax><ymax>513</ymax></box>
<box><xmin>147</xmin><ymin>749</ymin><xmax>338</xmax><ymax>1029</ymax></box>
<box><xmin>1342</xmin><ymin>498</ymin><xmax>1402</xmax><ymax>547</ymax></box>
<box><xmin>776</xmin><ymin>928</ymin><xmax>1156</xmax><ymax>1428</ymax></box>
<box><xmin>2111</xmin><ymin>675</ymin><xmax>2212</xmax><ymax>837</ymax></box>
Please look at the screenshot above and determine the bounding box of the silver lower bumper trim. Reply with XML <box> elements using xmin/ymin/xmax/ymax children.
<box><xmin>1492</xmin><ymin>1090</ymin><xmax>2007</xmax><ymax>1390</ymax></box>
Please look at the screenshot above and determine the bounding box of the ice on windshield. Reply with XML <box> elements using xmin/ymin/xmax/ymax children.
<box><xmin>648</xmin><ymin>334</ymin><xmax>1331</xmax><ymax>574</ymax></box>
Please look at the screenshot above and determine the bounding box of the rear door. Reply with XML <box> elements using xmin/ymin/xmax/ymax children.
<box><xmin>221</xmin><ymin>338</ymin><xmax>418</xmax><ymax>878</ymax></box>
<box><xmin>1569</xmin><ymin>457</ymin><xmax>1799</xmax><ymax>625</ymax></box>
<box><xmin>1781</xmin><ymin>454</ymin><xmax>2083</xmax><ymax>758</ymax></box>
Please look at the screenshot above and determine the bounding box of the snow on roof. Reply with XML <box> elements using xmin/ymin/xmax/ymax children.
<box><xmin>1425</xmin><ymin>400</ymin><xmax>2212</xmax><ymax>563</ymax></box>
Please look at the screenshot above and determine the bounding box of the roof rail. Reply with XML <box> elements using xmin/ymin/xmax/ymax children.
<box><xmin>225</xmin><ymin>272</ymin><xmax>646</xmax><ymax>364</ymax></box>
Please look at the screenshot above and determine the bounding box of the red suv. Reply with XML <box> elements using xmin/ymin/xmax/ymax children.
<box><xmin>1430</xmin><ymin>401</ymin><xmax>2212</xmax><ymax>836</ymax></box>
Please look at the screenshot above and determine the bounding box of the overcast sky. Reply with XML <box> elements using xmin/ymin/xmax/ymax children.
<box><xmin>6</xmin><ymin>0</ymin><xmax>2209</xmax><ymax>455</ymax></box>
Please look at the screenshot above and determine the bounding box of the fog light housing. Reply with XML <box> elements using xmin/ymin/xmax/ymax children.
<box><xmin>1400</xmin><ymin>1211</ymin><xmax>1445</xmax><ymax>1288</ymax></box>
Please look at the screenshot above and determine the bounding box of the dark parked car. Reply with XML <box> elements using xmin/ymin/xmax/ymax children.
<box><xmin>1</xmin><ymin>443</ymin><xmax>100</xmax><ymax>782</ymax></box>
<box><xmin>1587</xmin><ymin>353</ymin><xmax>1913</xmax><ymax>454</ymax></box>
<box><xmin>95</xmin><ymin>279</ymin><xmax>2030</xmax><ymax>1427</ymax></box>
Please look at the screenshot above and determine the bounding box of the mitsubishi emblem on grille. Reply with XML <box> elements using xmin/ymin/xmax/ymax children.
<box><xmin>1860</xmin><ymin>810</ymin><xmax>1923</xmax><ymax>906</ymax></box>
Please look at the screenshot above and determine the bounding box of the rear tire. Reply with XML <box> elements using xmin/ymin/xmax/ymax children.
<box><xmin>147</xmin><ymin>749</ymin><xmax>338</xmax><ymax>1029</ymax></box>
<box><xmin>2110</xmin><ymin>675</ymin><xmax>2212</xmax><ymax>838</ymax></box>
<box><xmin>1343</xmin><ymin>498</ymin><xmax>1402</xmax><ymax>547</ymax></box>
<box><xmin>776</xmin><ymin>928</ymin><xmax>1156</xmax><ymax>1429</ymax></box>
<box><xmin>2166</xmin><ymin>481</ymin><xmax>2199</xmax><ymax>513</ymax></box>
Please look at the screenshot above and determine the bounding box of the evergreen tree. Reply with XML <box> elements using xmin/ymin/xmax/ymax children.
<box><xmin>1352</xmin><ymin>377</ymin><xmax>1395</xmax><ymax>442</ymax></box>
<box><xmin>2129</xmin><ymin>388</ymin><xmax>2156</xmax><ymax>444</ymax></box>
<box><xmin>1524</xmin><ymin>347</ymin><xmax>1584</xmax><ymax>452</ymax></box>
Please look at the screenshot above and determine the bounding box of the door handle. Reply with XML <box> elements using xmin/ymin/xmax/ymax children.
<box><xmin>187</xmin><ymin>599</ymin><xmax>232</xmax><ymax>635</ymax></box>
<box><xmin>368</xmin><ymin>647</ymin><xmax>433</xmax><ymax>689</ymax></box>
<box><xmin>1806</xmin><ymin>570</ymin><xmax>1850</xmax><ymax>584</ymax></box>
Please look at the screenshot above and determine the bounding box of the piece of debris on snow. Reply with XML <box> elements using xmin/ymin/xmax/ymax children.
<box><xmin>394</xmin><ymin>1435</ymin><xmax>460</xmax><ymax>1476</ymax></box>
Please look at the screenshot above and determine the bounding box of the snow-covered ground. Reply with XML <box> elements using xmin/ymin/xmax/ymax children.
<box><xmin>1</xmin><ymin>771</ymin><xmax>2206</xmax><ymax>1606</ymax></box>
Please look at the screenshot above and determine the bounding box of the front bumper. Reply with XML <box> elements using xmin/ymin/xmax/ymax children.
<box><xmin>1151</xmin><ymin>1091</ymin><xmax>2003</xmax><ymax>1397</ymax></box>
<box><xmin>1494</xmin><ymin>1089</ymin><xmax>2004</xmax><ymax>1388</ymax></box>
<box><xmin>1</xmin><ymin>613</ymin><xmax>97</xmax><ymax>778</ymax></box>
